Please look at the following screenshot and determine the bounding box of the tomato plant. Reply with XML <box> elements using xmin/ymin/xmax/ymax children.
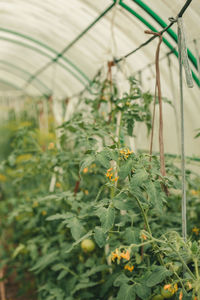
<box><xmin>0</xmin><ymin>72</ymin><xmax>200</xmax><ymax>300</ymax></box>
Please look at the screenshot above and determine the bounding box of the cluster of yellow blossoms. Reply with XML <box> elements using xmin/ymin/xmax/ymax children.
<box><xmin>83</xmin><ymin>163</ymin><xmax>96</xmax><ymax>174</ymax></box>
<box><xmin>119</xmin><ymin>148</ymin><xmax>133</xmax><ymax>160</ymax></box>
<box><xmin>106</xmin><ymin>168</ymin><xmax>119</xmax><ymax>182</ymax></box>
<box><xmin>164</xmin><ymin>283</ymin><xmax>178</xmax><ymax>294</ymax></box>
<box><xmin>111</xmin><ymin>249</ymin><xmax>134</xmax><ymax>272</ymax></box>
<box><xmin>192</xmin><ymin>227</ymin><xmax>200</xmax><ymax>235</ymax></box>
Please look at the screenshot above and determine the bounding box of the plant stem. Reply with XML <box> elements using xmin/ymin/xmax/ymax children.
<box><xmin>134</xmin><ymin>196</ymin><xmax>164</xmax><ymax>266</ymax></box>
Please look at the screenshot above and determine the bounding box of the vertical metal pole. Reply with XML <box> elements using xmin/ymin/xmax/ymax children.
<box><xmin>178</xmin><ymin>18</ymin><xmax>187</xmax><ymax>241</ymax></box>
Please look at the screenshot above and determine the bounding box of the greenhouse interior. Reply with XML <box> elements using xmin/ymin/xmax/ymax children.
<box><xmin>0</xmin><ymin>0</ymin><xmax>200</xmax><ymax>299</ymax></box>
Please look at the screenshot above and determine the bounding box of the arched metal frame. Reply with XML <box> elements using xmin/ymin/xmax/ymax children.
<box><xmin>117</xmin><ymin>0</ymin><xmax>200</xmax><ymax>87</ymax></box>
<box><xmin>0</xmin><ymin>28</ymin><xmax>90</xmax><ymax>84</ymax></box>
<box><xmin>0</xmin><ymin>78</ymin><xmax>21</xmax><ymax>91</ymax></box>
<box><xmin>0</xmin><ymin>0</ymin><xmax>199</xmax><ymax>94</ymax></box>
<box><xmin>0</xmin><ymin>60</ymin><xmax>50</xmax><ymax>96</ymax></box>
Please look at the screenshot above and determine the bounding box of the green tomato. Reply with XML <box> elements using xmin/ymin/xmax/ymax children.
<box><xmin>81</xmin><ymin>239</ymin><xmax>95</xmax><ymax>253</ymax></box>
<box><xmin>152</xmin><ymin>295</ymin><xmax>164</xmax><ymax>300</ymax></box>
<box><xmin>161</xmin><ymin>288</ymin><xmax>174</xmax><ymax>298</ymax></box>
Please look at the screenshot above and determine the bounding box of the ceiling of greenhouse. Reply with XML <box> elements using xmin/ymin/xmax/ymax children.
<box><xmin>0</xmin><ymin>0</ymin><xmax>200</xmax><ymax>156</ymax></box>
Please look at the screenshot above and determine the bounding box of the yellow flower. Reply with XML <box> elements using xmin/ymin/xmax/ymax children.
<box><xmin>164</xmin><ymin>284</ymin><xmax>172</xmax><ymax>291</ymax></box>
<box><xmin>55</xmin><ymin>182</ymin><xmax>61</xmax><ymax>188</ymax></box>
<box><xmin>120</xmin><ymin>250</ymin><xmax>130</xmax><ymax>261</ymax></box>
<box><xmin>141</xmin><ymin>233</ymin><xmax>147</xmax><ymax>240</ymax></box>
<box><xmin>112</xmin><ymin>176</ymin><xmax>119</xmax><ymax>182</ymax></box>
<box><xmin>174</xmin><ymin>283</ymin><xmax>178</xmax><ymax>292</ymax></box>
<box><xmin>191</xmin><ymin>190</ymin><xmax>198</xmax><ymax>196</ymax></box>
<box><xmin>111</xmin><ymin>249</ymin><xmax>121</xmax><ymax>262</ymax></box>
<box><xmin>179</xmin><ymin>290</ymin><xmax>183</xmax><ymax>300</ymax></box>
<box><xmin>32</xmin><ymin>201</ymin><xmax>39</xmax><ymax>208</ymax></box>
<box><xmin>83</xmin><ymin>167</ymin><xmax>88</xmax><ymax>174</ymax></box>
<box><xmin>0</xmin><ymin>174</ymin><xmax>6</xmax><ymax>182</ymax></box>
<box><xmin>124</xmin><ymin>264</ymin><xmax>134</xmax><ymax>272</ymax></box>
<box><xmin>42</xmin><ymin>210</ymin><xmax>47</xmax><ymax>216</ymax></box>
<box><xmin>107</xmin><ymin>168</ymin><xmax>113</xmax><ymax>172</ymax></box>
<box><xmin>192</xmin><ymin>227</ymin><xmax>199</xmax><ymax>235</ymax></box>
<box><xmin>84</xmin><ymin>190</ymin><xmax>89</xmax><ymax>195</ymax></box>
<box><xmin>186</xmin><ymin>282</ymin><xmax>192</xmax><ymax>290</ymax></box>
<box><xmin>48</xmin><ymin>142</ymin><xmax>55</xmax><ymax>150</ymax></box>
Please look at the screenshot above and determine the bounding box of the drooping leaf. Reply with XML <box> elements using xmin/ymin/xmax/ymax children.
<box><xmin>146</xmin><ymin>266</ymin><xmax>172</xmax><ymax>287</ymax></box>
<box><xmin>94</xmin><ymin>226</ymin><xmax>107</xmax><ymax>248</ymax></box>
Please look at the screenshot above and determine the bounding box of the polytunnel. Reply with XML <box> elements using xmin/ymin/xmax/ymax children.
<box><xmin>0</xmin><ymin>1</ymin><xmax>200</xmax><ymax>299</ymax></box>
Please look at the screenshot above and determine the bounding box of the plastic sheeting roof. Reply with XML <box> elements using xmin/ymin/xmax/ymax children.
<box><xmin>0</xmin><ymin>0</ymin><xmax>200</xmax><ymax>156</ymax></box>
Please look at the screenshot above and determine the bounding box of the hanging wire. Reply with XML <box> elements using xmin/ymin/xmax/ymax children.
<box><xmin>167</xmin><ymin>55</ymin><xmax>181</xmax><ymax>154</ymax></box>
<box><xmin>177</xmin><ymin>18</ymin><xmax>187</xmax><ymax>242</ymax></box>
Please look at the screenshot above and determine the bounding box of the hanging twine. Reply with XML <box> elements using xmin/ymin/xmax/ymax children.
<box><xmin>145</xmin><ymin>31</ymin><xmax>167</xmax><ymax>179</ymax></box>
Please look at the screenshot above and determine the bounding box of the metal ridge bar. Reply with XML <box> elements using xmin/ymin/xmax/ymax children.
<box><xmin>24</xmin><ymin>3</ymin><xmax>115</xmax><ymax>87</ymax></box>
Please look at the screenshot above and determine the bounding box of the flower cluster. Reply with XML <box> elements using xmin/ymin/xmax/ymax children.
<box><xmin>106</xmin><ymin>168</ymin><xmax>119</xmax><ymax>182</ymax></box>
<box><xmin>111</xmin><ymin>248</ymin><xmax>130</xmax><ymax>262</ymax></box>
<box><xmin>192</xmin><ymin>227</ymin><xmax>199</xmax><ymax>235</ymax></box>
<box><xmin>124</xmin><ymin>264</ymin><xmax>134</xmax><ymax>272</ymax></box>
<box><xmin>83</xmin><ymin>164</ymin><xmax>97</xmax><ymax>174</ymax></box>
<box><xmin>119</xmin><ymin>148</ymin><xmax>133</xmax><ymax>160</ymax></box>
<box><xmin>164</xmin><ymin>283</ymin><xmax>178</xmax><ymax>295</ymax></box>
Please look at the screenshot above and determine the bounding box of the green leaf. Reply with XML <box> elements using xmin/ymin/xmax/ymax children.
<box><xmin>65</xmin><ymin>231</ymin><xmax>93</xmax><ymax>253</ymax></box>
<box><xmin>46</xmin><ymin>213</ymin><xmax>74</xmax><ymax>221</ymax></box>
<box><xmin>119</xmin><ymin>159</ymin><xmax>133</xmax><ymax>180</ymax></box>
<box><xmin>114</xmin><ymin>273</ymin><xmax>130</xmax><ymax>287</ymax></box>
<box><xmin>80</xmin><ymin>155</ymin><xmax>95</xmax><ymax>173</ymax></box>
<box><xmin>130</xmin><ymin>169</ymin><xmax>148</xmax><ymax>188</ymax></box>
<box><xmin>96</xmin><ymin>150</ymin><xmax>110</xmax><ymax>168</ymax></box>
<box><xmin>97</xmin><ymin>206</ymin><xmax>115</xmax><ymax>233</ymax></box>
<box><xmin>30</xmin><ymin>250</ymin><xmax>59</xmax><ymax>273</ymax></box>
<box><xmin>12</xmin><ymin>244</ymin><xmax>25</xmax><ymax>258</ymax></box>
<box><xmin>94</xmin><ymin>226</ymin><xmax>107</xmax><ymax>248</ymax></box>
<box><xmin>146</xmin><ymin>266</ymin><xmax>172</xmax><ymax>287</ymax></box>
<box><xmin>146</xmin><ymin>181</ymin><xmax>163</xmax><ymax>212</ymax></box>
<box><xmin>135</xmin><ymin>283</ymin><xmax>151</xmax><ymax>299</ymax></box>
<box><xmin>117</xmin><ymin>284</ymin><xmax>135</xmax><ymax>300</ymax></box>
<box><xmin>66</xmin><ymin>218</ymin><xmax>85</xmax><ymax>240</ymax></box>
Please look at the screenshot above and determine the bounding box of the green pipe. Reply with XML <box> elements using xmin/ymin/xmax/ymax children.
<box><xmin>26</xmin><ymin>3</ymin><xmax>115</xmax><ymax>86</ymax></box>
<box><xmin>118</xmin><ymin>1</ymin><xmax>200</xmax><ymax>87</ymax></box>
<box><xmin>0</xmin><ymin>60</ymin><xmax>50</xmax><ymax>94</ymax></box>
<box><xmin>0</xmin><ymin>36</ymin><xmax>87</xmax><ymax>87</ymax></box>
<box><xmin>132</xmin><ymin>0</ymin><xmax>198</xmax><ymax>70</ymax></box>
<box><xmin>0</xmin><ymin>28</ymin><xmax>90</xmax><ymax>84</ymax></box>
<box><xmin>0</xmin><ymin>65</ymin><xmax>48</xmax><ymax>97</ymax></box>
<box><xmin>0</xmin><ymin>78</ymin><xmax>21</xmax><ymax>90</ymax></box>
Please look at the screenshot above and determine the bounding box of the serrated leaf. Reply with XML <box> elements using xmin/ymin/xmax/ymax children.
<box><xmin>94</xmin><ymin>227</ymin><xmax>107</xmax><ymax>248</ymax></box>
<box><xmin>96</xmin><ymin>150</ymin><xmax>110</xmax><ymax>168</ymax></box>
<box><xmin>67</xmin><ymin>218</ymin><xmax>85</xmax><ymax>240</ymax></box>
<box><xmin>114</xmin><ymin>273</ymin><xmax>130</xmax><ymax>287</ymax></box>
<box><xmin>80</xmin><ymin>155</ymin><xmax>95</xmax><ymax>173</ymax></box>
<box><xmin>135</xmin><ymin>283</ymin><xmax>151</xmax><ymax>299</ymax></box>
<box><xmin>97</xmin><ymin>206</ymin><xmax>115</xmax><ymax>233</ymax></box>
<box><xmin>30</xmin><ymin>250</ymin><xmax>59</xmax><ymax>273</ymax></box>
<box><xmin>46</xmin><ymin>213</ymin><xmax>74</xmax><ymax>221</ymax></box>
<box><xmin>65</xmin><ymin>231</ymin><xmax>93</xmax><ymax>253</ymax></box>
<box><xmin>117</xmin><ymin>283</ymin><xmax>135</xmax><ymax>300</ymax></box>
<box><xmin>12</xmin><ymin>244</ymin><xmax>25</xmax><ymax>258</ymax></box>
<box><xmin>146</xmin><ymin>266</ymin><xmax>172</xmax><ymax>287</ymax></box>
<box><xmin>130</xmin><ymin>169</ymin><xmax>148</xmax><ymax>188</ymax></box>
<box><xmin>146</xmin><ymin>181</ymin><xmax>162</xmax><ymax>212</ymax></box>
<box><xmin>119</xmin><ymin>159</ymin><xmax>133</xmax><ymax>180</ymax></box>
